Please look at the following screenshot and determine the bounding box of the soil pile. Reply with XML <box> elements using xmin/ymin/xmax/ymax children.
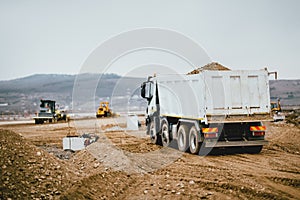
<box><xmin>188</xmin><ymin>62</ymin><xmax>230</xmax><ymax>75</ymax></box>
<box><xmin>285</xmin><ymin>110</ymin><xmax>300</xmax><ymax>127</ymax></box>
<box><xmin>0</xmin><ymin>129</ymin><xmax>75</xmax><ymax>199</ymax></box>
<box><xmin>1</xmin><ymin>118</ymin><xmax>300</xmax><ymax>199</ymax></box>
<box><xmin>266</xmin><ymin>121</ymin><xmax>300</xmax><ymax>154</ymax></box>
<box><xmin>60</xmin><ymin>171</ymin><xmax>136</xmax><ymax>200</ymax></box>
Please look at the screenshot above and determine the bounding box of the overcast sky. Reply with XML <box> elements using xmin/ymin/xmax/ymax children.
<box><xmin>0</xmin><ymin>0</ymin><xmax>299</xmax><ymax>80</ymax></box>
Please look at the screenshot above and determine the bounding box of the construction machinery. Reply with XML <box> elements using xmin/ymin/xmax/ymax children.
<box><xmin>96</xmin><ymin>101</ymin><xmax>112</xmax><ymax>118</ymax></box>
<box><xmin>271</xmin><ymin>99</ymin><xmax>281</xmax><ymax>112</ymax></box>
<box><xmin>33</xmin><ymin>99</ymin><xmax>69</xmax><ymax>124</ymax></box>
<box><xmin>141</xmin><ymin>67</ymin><xmax>272</xmax><ymax>154</ymax></box>
<box><xmin>271</xmin><ymin>99</ymin><xmax>285</xmax><ymax>121</ymax></box>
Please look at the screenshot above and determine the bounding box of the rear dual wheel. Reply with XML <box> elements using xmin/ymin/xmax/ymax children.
<box><xmin>177</xmin><ymin>125</ymin><xmax>189</xmax><ymax>152</ymax></box>
<box><xmin>189</xmin><ymin>126</ymin><xmax>201</xmax><ymax>154</ymax></box>
<box><xmin>244</xmin><ymin>146</ymin><xmax>263</xmax><ymax>154</ymax></box>
<box><xmin>177</xmin><ymin>125</ymin><xmax>201</xmax><ymax>154</ymax></box>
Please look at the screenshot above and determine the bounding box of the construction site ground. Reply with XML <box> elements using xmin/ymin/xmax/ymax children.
<box><xmin>0</xmin><ymin>116</ymin><xmax>300</xmax><ymax>200</ymax></box>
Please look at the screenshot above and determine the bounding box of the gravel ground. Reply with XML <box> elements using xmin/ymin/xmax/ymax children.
<box><xmin>0</xmin><ymin>117</ymin><xmax>299</xmax><ymax>199</ymax></box>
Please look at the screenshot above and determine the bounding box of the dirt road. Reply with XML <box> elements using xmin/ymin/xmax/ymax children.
<box><xmin>0</xmin><ymin>118</ymin><xmax>299</xmax><ymax>199</ymax></box>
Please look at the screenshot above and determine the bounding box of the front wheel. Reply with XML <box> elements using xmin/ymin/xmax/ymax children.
<box><xmin>189</xmin><ymin>126</ymin><xmax>201</xmax><ymax>154</ymax></box>
<box><xmin>177</xmin><ymin>124</ymin><xmax>189</xmax><ymax>152</ymax></box>
<box><xmin>149</xmin><ymin>121</ymin><xmax>162</xmax><ymax>146</ymax></box>
<box><xmin>161</xmin><ymin>121</ymin><xmax>170</xmax><ymax>147</ymax></box>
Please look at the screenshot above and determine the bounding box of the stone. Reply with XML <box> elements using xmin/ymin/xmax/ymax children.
<box><xmin>189</xmin><ymin>180</ymin><xmax>195</xmax><ymax>185</ymax></box>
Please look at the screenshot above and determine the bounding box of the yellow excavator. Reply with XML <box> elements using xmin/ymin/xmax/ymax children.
<box><xmin>271</xmin><ymin>99</ymin><xmax>281</xmax><ymax>112</ymax></box>
<box><xmin>96</xmin><ymin>101</ymin><xmax>112</xmax><ymax>118</ymax></box>
<box><xmin>271</xmin><ymin>99</ymin><xmax>285</xmax><ymax>121</ymax></box>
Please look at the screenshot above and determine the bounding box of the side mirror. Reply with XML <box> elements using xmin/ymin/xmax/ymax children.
<box><xmin>141</xmin><ymin>82</ymin><xmax>146</xmax><ymax>98</ymax></box>
<box><xmin>141</xmin><ymin>82</ymin><xmax>153</xmax><ymax>99</ymax></box>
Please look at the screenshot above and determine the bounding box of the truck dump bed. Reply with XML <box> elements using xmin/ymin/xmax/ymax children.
<box><xmin>156</xmin><ymin>69</ymin><xmax>271</xmax><ymax>122</ymax></box>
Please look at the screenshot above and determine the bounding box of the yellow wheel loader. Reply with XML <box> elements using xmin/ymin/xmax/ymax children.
<box><xmin>96</xmin><ymin>101</ymin><xmax>112</xmax><ymax>118</ymax></box>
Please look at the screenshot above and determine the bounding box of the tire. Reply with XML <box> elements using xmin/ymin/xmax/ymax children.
<box><xmin>189</xmin><ymin>126</ymin><xmax>201</xmax><ymax>154</ymax></box>
<box><xmin>244</xmin><ymin>146</ymin><xmax>263</xmax><ymax>154</ymax></box>
<box><xmin>62</xmin><ymin>114</ymin><xmax>66</xmax><ymax>121</ymax></box>
<box><xmin>177</xmin><ymin>124</ymin><xmax>189</xmax><ymax>152</ymax></box>
<box><xmin>35</xmin><ymin>119</ymin><xmax>39</xmax><ymax>124</ymax></box>
<box><xmin>149</xmin><ymin>121</ymin><xmax>162</xmax><ymax>145</ymax></box>
<box><xmin>161</xmin><ymin>121</ymin><xmax>170</xmax><ymax>147</ymax></box>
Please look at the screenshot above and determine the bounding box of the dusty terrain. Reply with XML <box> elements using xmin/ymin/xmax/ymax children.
<box><xmin>0</xmin><ymin>116</ymin><xmax>299</xmax><ymax>200</ymax></box>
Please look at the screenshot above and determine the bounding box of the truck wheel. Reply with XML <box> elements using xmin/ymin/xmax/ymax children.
<box><xmin>189</xmin><ymin>126</ymin><xmax>200</xmax><ymax>154</ymax></box>
<box><xmin>177</xmin><ymin>125</ymin><xmax>189</xmax><ymax>152</ymax></box>
<box><xmin>62</xmin><ymin>114</ymin><xmax>66</xmax><ymax>121</ymax></box>
<box><xmin>161</xmin><ymin>121</ymin><xmax>170</xmax><ymax>147</ymax></box>
<box><xmin>35</xmin><ymin>119</ymin><xmax>39</xmax><ymax>124</ymax></box>
<box><xmin>150</xmin><ymin>121</ymin><xmax>162</xmax><ymax>146</ymax></box>
<box><xmin>244</xmin><ymin>146</ymin><xmax>263</xmax><ymax>154</ymax></box>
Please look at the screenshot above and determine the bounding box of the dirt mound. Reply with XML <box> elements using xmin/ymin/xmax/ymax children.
<box><xmin>266</xmin><ymin>122</ymin><xmax>300</xmax><ymax>154</ymax></box>
<box><xmin>105</xmin><ymin>132</ymin><xmax>161</xmax><ymax>153</ymax></box>
<box><xmin>69</xmin><ymin>148</ymin><xmax>106</xmax><ymax>177</ymax></box>
<box><xmin>188</xmin><ymin>62</ymin><xmax>230</xmax><ymax>75</ymax></box>
<box><xmin>285</xmin><ymin>110</ymin><xmax>300</xmax><ymax>127</ymax></box>
<box><xmin>1</xmin><ymin>119</ymin><xmax>300</xmax><ymax>199</ymax></box>
<box><xmin>0</xmin><ymin>129</ymin><xmax>75</xmax><ymax>199</ymax></box>
<box><xmin>60</xmin><ymin>171</ymin><xmax>135</xmax><ymax>200</ymax></box>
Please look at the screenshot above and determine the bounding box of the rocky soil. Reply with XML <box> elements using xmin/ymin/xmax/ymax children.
<box><xmin>0</xmin><ymin>117</ymin><xmax>299</xmax><ymax>199</ymax></box>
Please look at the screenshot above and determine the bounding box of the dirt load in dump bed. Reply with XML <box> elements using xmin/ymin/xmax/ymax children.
<box><xmin>188</xmin><ymin>62</ymin><xmax>230</xmax><ymax>74</ymax></box>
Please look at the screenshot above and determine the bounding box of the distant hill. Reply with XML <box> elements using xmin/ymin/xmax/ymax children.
<box><xmin>0</xmin><ymin>73</ymin><xmax>119</xmax><ymax>94</ymax></box>
<box><xmin>0</xmin><ymin>74</ymin><xmax>299</xmax><ymax>115</ymax></box>
<box><xmin>269</xmin><ymin>79</ymin><xmax>300</xmax><ymax>107</ymax></box>
<box><xmin>0</xmin><ymin>73</ymin><xmax>144</xmax><ymax>115</ymax></box>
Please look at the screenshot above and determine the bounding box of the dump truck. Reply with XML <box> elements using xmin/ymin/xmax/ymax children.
<box><xmin>33</xmin><ymin>99</ymin><xmax>68</xmax><ymax>124</ymax></box>
<box><xmin>96</xmin><ymin>101</ymin><xmax>112</xmax><ymax>118</ymax></box>
<box><xmin>141</xmin><ymin>67</ymin><xmax>271</xmax><ymax>154</ymax></box>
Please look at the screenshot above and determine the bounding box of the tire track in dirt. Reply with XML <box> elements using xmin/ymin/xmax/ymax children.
<box><xmin>200</xmin><ymin>151</ymin><xmax>300</xmax><ymax>199</ymax></box>
<box><xmin>97</xmin><ymin>130</ymin><xmax>299</xmax><ymax>199</ymax></box>
<box><xmin>1</xmin><ymin>119</ymin><xmax>299</xmax><ymax>199</ymax></box>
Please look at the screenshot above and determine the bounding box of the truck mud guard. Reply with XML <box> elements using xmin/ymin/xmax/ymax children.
<box><xmin>205</xmin><ymin>140</ymin><xmax>268</xmax><ymax>148</ymax></box>
<box><xmin>178</xmin><ymin>119</ymin><xmax>200</xmax><ymax>131</ymax></box>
